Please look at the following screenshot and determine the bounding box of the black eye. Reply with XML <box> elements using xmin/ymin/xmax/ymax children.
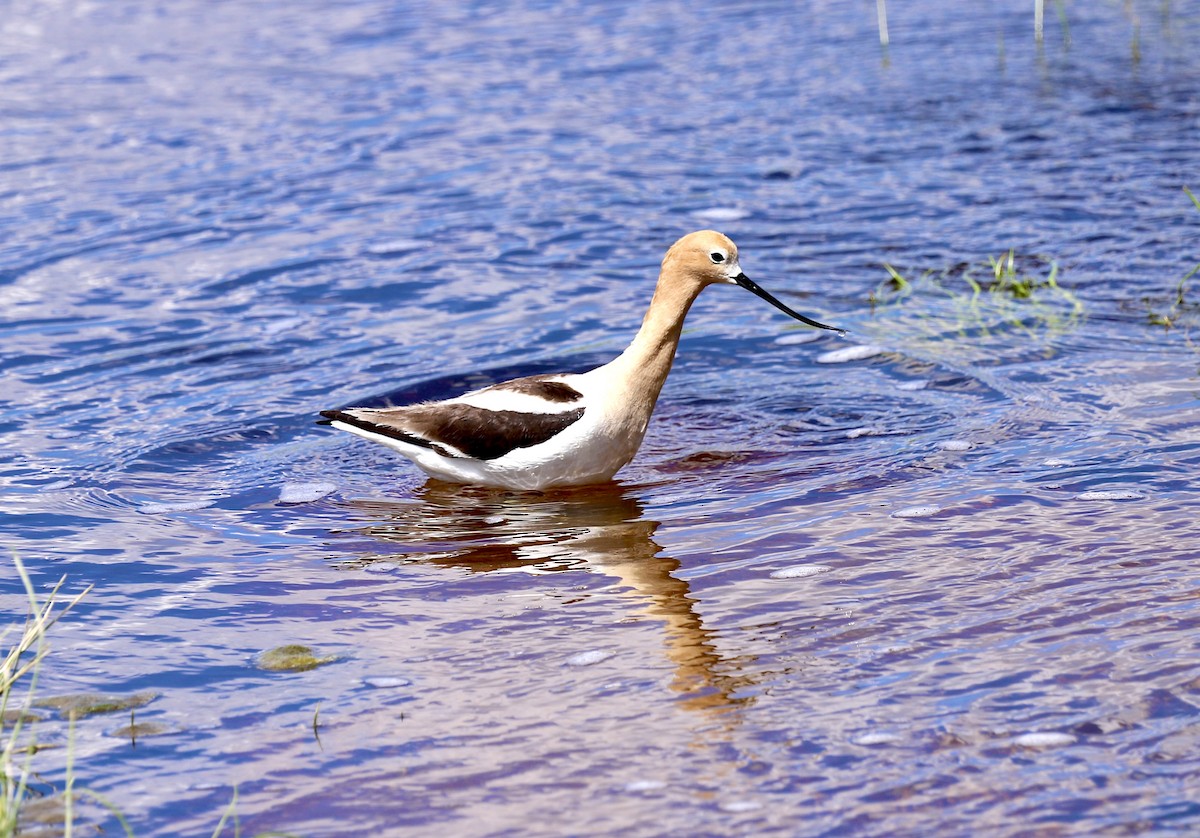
<box><xmin>710</xmin><ymin>252</ymin><xmax>725</xmax><ymax>263</ymax></box>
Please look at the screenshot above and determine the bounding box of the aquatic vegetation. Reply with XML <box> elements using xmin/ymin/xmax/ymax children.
<box><xmin>256</xmin><ymin>645</ymin><xmax>339</xmax><ymax>673</ymax></box>
<box><xmin>36</xmin><ymin>692</ymin><xmax>159</xmax><ymax>719</ymax></box>
<box><xmin>111</xmin><ymin>721</ymin><xmax>172</xmax><ymax>742</ymax></box>
<box><xmin>869</xmin><ymin>249</ymin><xmax>1084</xmax><ymax>348</ymax></box>
<box><xmin>1146</xmin><ymin>186</ymin><xmax>1200</xmax><ymax>331</ymax></box>
<box><xmin>1</xmin><ymin>555</ymin><xmax>90</xmax><ymax>837</ymax></box>
<box><xmin>3</xmin><ymin>561</ymin><xmax>294</xmax><ymax>835</ymax></box>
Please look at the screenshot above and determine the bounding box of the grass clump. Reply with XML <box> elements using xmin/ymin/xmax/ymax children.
<box><xmin>1</xmin><ymin>555</ymin><xmax>91</xmax><ymax>837</ymax></box>
<box><xmin>1146</xmin><ymin>186</ymin><xmax>1200</xmax><ymax>330</ymax></box>
<box><xmin>870</xmin><ymin>249</ymin><xmax>1083</xmax><ymax>348</ymax></box>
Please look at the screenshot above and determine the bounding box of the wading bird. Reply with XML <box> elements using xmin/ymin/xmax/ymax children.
<box><xmin>321</xmin><ymin>230</ymin><xmax>842</xmax><ymax>490</ymax></box>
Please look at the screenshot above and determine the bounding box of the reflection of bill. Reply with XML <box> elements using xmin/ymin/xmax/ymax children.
<box><xmin>334</xmin><ymin>483</ymin><xmax>754</xmax><ymax>713</ymax></box>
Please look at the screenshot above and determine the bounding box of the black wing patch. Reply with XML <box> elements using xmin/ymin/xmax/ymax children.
<box><xmin>320</xmin><ymin>404</ymin><xmax>585</xmax><ymax>461</ymax></box>
<box><xmin>483</xmin><ymin>375</ymin><xmax>582</xmax><ymax>404</ymax></box>
<box><xmin>320</xmin><ymin>408</ymin><xmax>458</xmax><ymax>457</ymax></box>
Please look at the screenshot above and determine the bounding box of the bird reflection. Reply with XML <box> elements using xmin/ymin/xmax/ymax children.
<box><xmin>331</xmin><ymin>482</ymin><xmax>753</xmax><ymax>713</ymax></box>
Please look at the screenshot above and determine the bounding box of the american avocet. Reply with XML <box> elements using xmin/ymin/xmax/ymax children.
<box><xmin>320</xmin><ymin>230</ymin><xmax>843</xmax><ymax>490</ymax></box>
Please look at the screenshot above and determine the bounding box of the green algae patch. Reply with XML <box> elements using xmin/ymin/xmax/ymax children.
<box><xmin>256</xmin><ymin>644</ymin><xmax>338</xmax><ymax>673</ymax></box>
<box><xmin>2</xmin><ymin>708</ymin><xmax>42</xmax><ymax>725</ymax></box>
<box><xmin>35</xmin><ymin>691</ymin><xmax>159</xmax><ymax>718</ymax></box>
<box><xmin>111</xmin><ymin>721</ymin><xmax>173</xmax><ymax>740</ymax></box>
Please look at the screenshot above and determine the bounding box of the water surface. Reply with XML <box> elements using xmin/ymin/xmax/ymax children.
<box><xmin>3</xmin><ymin>0</ymin><xmax>1200</xmax><ymax>834</ymax></box>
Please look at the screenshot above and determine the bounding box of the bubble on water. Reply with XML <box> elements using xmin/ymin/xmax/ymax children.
<box><xmin>720</xmin><ymin>800</ymin><xmax>762</xmax><ymax>813</ymax></box>
<box><xmin>816</xmin><ymin>345</ymin><xmax>885</xmax><ymax>364</ymax></box>
<box><xmin>625</xmin><ymin>780</ymin><xmax>666</xmax><ymax>793</ymax></box>
<box><xmin>892</xmin><ymin>505</ymin><xmax>942</xmax><ymax>519</ymax></box>
<box><xmin>1013</xmin><ymin>731</ymin><xmax>1075</xmax><ymax>748</ymax></box>
<box><xmin>852</xmin><ymin>731</ymin><xmax>901</xmax><ymax>746</ymax></box>
<box><xmin>774</xmin><ymin>331</ymin><xmax>824</xmax><ymax>345</ymax></box>
<box><xmin>692</xmin><ymin>206</ymin><xmax>749</xmax><ymax>221</ymax></box>
<box><xmin>846</xmin><ymin>426</ymin><xmax>883</xmax><ymax>439</ymax></box>
<box><xmin>939</xmin><ymin>439</ymin><xmax>972</xmax><ymax>451</ymax></box>
<box><xmin>896</xmin><ymin>379</ymin><xmax>928</xmax><ymax>391</ymax></box>
<box><xmin>770</xmin><ymin>564</ymin><xmax>833</xmax><ymax>579</ymax></box>
<box><xmin>566</xmin><ymin>649</ymin><xmax>615</xmax><ymax>667</ymax></box>
<box><xmin>365</xmin><ymin>239</ymin><xmax>423</xmax><ymax>256</ymax></box>
<box><xmin>138</xmin><ymin>499</ymin><xmax>215</xmax><ymax>514</ymax></box>
<box><xmin>1042</xmin><ymin>457</ymin><xmax>1074</xmax><ymax>467</ymax></box>
<box><xmin>1074</xmin><ymin>490</ymin><xmax>1145</xmax><ymax>501</ymax></box>
<box><xmin>278</xmin><ymin>481</ymin><xmax>337</xmax><ymax>504</ymax></box>
<box><xmin>363</xmin><ymin>676</ymin><xmax>412</xmax><ymax>689</ymax></box>
<box><xmin>362</xmin><ymin>562</ymin><xmax>400</xmax><ymax>573</ymax></box>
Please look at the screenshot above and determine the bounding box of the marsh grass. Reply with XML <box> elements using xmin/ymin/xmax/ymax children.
<box><xmin>870</xmin><ymin>250</ymin><xmax>1083</xmax><ymax>347</ymax></box>
<box><xmin>1</xmin><ymin>555</ymin><xmax>90</xmax><ymax>836</ymax></box>
<box><xmin>3</xmin><ymin>556</ymin><xmax>297</xmax><ymax>838</ymax></box>
<box><xmin>1146</xmin><ymin>186</ymin><xmax>1200</xmax><ymax>330</ymax></box>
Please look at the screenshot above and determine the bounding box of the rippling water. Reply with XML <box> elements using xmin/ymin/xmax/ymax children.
<box><xmin>3</xmin><ymin>0</ymin><xmax>1200</xmax><ymax>834</ymax></box>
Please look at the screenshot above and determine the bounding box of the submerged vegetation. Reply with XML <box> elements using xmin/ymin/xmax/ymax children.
<box><xmin>870</xmin><ymin>249</ymin><xmax>1084</xmax><ymax>347</ymax></box>
<box><xmin>256</xmin><ymin>645</ymin><xmax>339</xmax><ymax>673</ymax></box>
<box><xmin>1146</xmin><ymin>186</ymin><xmax>1200</xmax><ymax>331</ymax></box>
<box><xmin>3</xmin><ymin>557</ymin><xmax>293</xmax><ymax>837</ymax></box>
<box><xmin>36</xmin><ymin>691</ymin><xmax>159</xmax><ymax>719</ymax></box>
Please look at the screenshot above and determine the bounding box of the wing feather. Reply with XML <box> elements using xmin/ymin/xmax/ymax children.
<box><xmin>320</xmin><ymin>402</ymin><xmax>585</xmax><ymax>461</ymax></box>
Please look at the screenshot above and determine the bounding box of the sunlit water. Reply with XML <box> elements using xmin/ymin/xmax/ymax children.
<box><xmin>3</xmin><ymin>0</ymin><xmax>1200</xmax><ymax>834</ymax></box>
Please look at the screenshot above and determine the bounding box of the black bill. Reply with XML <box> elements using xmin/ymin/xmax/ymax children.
<box><xmin>735</xmin><ymin>273</ymin><xmax>845</xmax><ymax>334</ymax></box>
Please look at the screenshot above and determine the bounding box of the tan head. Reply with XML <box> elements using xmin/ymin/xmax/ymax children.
<box><xmin>661</xmin><ymin>230</ymin><xmax>745</xmax><ymax>287</ymax></box>
<box><xmin>662</xmin><ymin>230</ymin><xmax>845</xmax><ymax>334</ymax></box>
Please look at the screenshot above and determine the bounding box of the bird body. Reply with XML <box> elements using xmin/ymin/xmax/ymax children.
<box><xmin>321</xmin><ymin>231</ymin><xmax>841</xmax><ymax>490</ymax></box>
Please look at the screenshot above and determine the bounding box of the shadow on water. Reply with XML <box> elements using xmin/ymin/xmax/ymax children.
<box><xmin>331</xmin><ymin>482</ymin><xmax>757</xmax><ymax>714</ymax></box>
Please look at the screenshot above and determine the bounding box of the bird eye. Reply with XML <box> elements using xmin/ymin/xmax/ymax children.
<box><xmin>710</xmin><ymin>252</ymin><xmax>725</xmax><ymax>263</ymax></box>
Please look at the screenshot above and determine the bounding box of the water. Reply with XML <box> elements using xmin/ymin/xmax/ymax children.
<box><xmin>2</xmin><ymin>0</ymin><xmax>1199</xmax><ymax>834</ymax></box>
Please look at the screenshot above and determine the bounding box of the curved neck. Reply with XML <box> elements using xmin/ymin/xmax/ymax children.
<box><xmin>609</xmin><ymin>271</ymin><xmax>707</xmax><ymax>408</ymax></box>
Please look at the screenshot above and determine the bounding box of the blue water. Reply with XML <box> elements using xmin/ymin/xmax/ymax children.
<box><xmin>3</xmin><ymin>0</ymin><xmax>1200</xmax><ymax>834</ymax></box>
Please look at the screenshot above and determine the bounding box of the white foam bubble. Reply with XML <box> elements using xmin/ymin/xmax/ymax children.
<box><xmin>846</xmin><ymin>426</ymin><xmax>883</xmax><ymax>439</ymax></box>
<box><xmin>1041</xmin><ymin>457</ymin><xmax>1074</xmax><ymax>467</ymax></box>
<box><xmin>774</xmin><ymin>331</ymin><xmax>824</xmax><ymax>345</ymax></box>
<box><xmin>770</xmin><ymin>564</ymin><xmax>833</xmax><ymax>579</ymax></box>
<box><xmin>365</xmin><ymin>239</ymin><xmax>423</xmax><ymax>256</ymax></box>
<box><xmin>624</xmin><ymin>780</ymin><xmax>666</xmax><ymax>793</ymax></box>
<box><xmin>1074</xmin><ymin>490</ymin><xmax>1144</xmax><ymax>501</ymax></box>
<box><xmin>138</xmin><ymin>500</ymin><xmax>214</xmax><ymax>514</ymax></box>
<box><xmin>939</xmin><ymin>439</ymin><xmax>972</xmax><ymax>451</ymax></box>
<box><xmin>692</xmin><ymin>207</ymin><xmax>749</xmax><ymax>221</ymax></box>
<box><xmin>892</xmin><ymin>505</ymin><xmax>942</xmax><ymax>518</ymax></box>
<box><xmin>852</xmin><ymin>731</ymin><xmax>901</xmax><ymax>746</ymax></box>
<box><xmin>278</xmin><ymin>481</ymin><xmax>337</xmax><ymax>504</ymax></box>
<box><xmin>816</xmin><ymin>345</ymin><xmax>885</xmax><ymax>364</ymax></box>
<box><xmin>896</xmin><ymin>380</ymin><xmax>928</xmax><ymax>391</ymax></box>
<box><xmin>566</xmin><ymin>649</ymin><xmax>615</xmax><ymax>667</ymax></box>
<box><xmin>363</xmin><ymin>676</ymin><xmax>412</xmax><ymax>689</ymax></box>
<box><xmin>362</xmin><ymin>562</ymin><xmax>400</xmax><ymax>573</ymax></box>
<box><xmin>1013</xmin><ymin>731</ymin><xmax>1075</xmax><ymax>748</ymax></box>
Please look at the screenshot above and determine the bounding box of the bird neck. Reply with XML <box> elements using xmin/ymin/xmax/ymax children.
<box><xmin>611</xmin><ymin>272</ymin><xmax>705</xmax><ymax>408</ymax></box>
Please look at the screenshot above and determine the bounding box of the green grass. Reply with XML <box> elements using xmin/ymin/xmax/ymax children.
<box><xmin>870</xmin><ymin>249</ymin><xmax>1083</xmax><ymax>346</ymax></box>
<box><xmin>1</xmin><ymin>555</ymin><xmax>90</xmax><ymax>837</ymax></box>
<box><xmin>1146</xmin><ymin>186</ymin><xmax>1200</xmax><ymax>330</ymax></box>
<box><xmin>3</xmin><ymin>555</ymin><xmax>301</xmax><ymax>838</ymax></box>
